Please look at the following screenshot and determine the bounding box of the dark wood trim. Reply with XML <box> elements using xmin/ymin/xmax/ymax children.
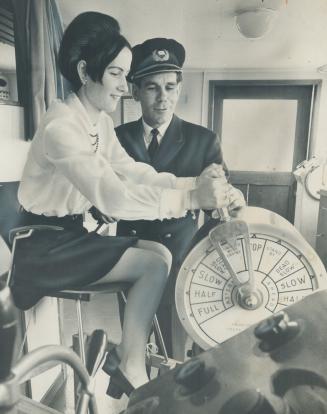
<box><xmin>208</xmin><ymin>81</ymin><xmax>215</xmax><ymax>134</ymax></box>
<box><xmin>208</xmin><ymin>79</ymin><xmax>321</xmax><ymax>131</ymax></box>
<box><xmin>229</xmin><ymin>171</ymin><xmax>294</xmax><ymax>186</ymax></box>
<box><xmin>209</xmin><ymin>79</ymin><xmax>321</xmax><ymax>88</ymax></box>
<box><xmin>210</xmin><ymin>82</ymin><xmax>315</xmax><ymax>100</ymax></box>
<box><xmin>307</xmin><ymin>82</ymin><xmax>322</xmax><ymax>158</ymax></box>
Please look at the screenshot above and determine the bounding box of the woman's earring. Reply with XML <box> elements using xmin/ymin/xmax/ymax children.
<box><xmin>83</xmin><ymin>78</ymin><xmax>88</xmax><ymax>85</ymax></box>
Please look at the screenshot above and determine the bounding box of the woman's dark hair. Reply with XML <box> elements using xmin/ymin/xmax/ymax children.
<box><xmin>58</xmin><ymin>12</ymin><xmax>131</xmax><ymax>92</ymax></box>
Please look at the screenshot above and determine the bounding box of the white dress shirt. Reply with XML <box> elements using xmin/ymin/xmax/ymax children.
<box><xmin>18</xmin><ymin>93</ymin><xmax>196</xmax><ymax>220</ymax></box>
<box><xmin>142</xmin><ymin>118</ymin><xmax>172</xmax><ymax>149</ymax></box>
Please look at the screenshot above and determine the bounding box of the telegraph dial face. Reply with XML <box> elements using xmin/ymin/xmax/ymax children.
<box><xmin>175</xmin><ymin>208</ymin><xmax>327</xmax><ymax>350</ymax></box>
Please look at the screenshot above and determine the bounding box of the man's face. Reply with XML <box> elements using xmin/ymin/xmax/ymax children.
<box><xmin>132</xmin><ymin>72</ymin><xmax>182</xmax><ymax>128</ymax></box>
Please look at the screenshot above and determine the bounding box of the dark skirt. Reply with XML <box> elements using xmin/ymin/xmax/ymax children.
<box><xmin>11</xmin><ymin>210</ymin><xmax>137</xmax><ymax>310</ymax></box>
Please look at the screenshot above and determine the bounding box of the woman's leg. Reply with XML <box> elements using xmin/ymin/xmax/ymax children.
<box><xmin>135</xmin><ymin>239</ymin><xmax>172</xmax><ymax>269</ymax></box>
<box><xmin>93</xmin><ymin>241</ymin><xmax>171</xmax><ymax>387</ymax></box>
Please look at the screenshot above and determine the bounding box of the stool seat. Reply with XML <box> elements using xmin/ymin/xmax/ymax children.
<box><xmin>49</xmin><ymin>282</ymin><xmax>131</xmax><ymax>302</ymax></box>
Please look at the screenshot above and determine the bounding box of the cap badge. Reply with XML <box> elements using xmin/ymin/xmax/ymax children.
<box><xmin>152</xmin><ymin>49</ymin><xmax>169</xmax><ymax>62</ymax></box>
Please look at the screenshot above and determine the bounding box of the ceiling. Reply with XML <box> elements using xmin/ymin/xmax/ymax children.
<box><xmin>57</xmin><ymin>0</ymin><xmax>327</xmax><ymax>71</ymax></box>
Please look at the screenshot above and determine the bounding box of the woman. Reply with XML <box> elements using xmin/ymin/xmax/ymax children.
<box><xmin>14</xmin><ymin>12</ymin><xmax>243</xmax><ymax>398</ymax></box>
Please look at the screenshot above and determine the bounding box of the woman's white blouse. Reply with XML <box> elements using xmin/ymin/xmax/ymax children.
<box><xmin>18</xmin><ymin>93</ymin><xmax>195</xmax><ymax>220</ymax></box>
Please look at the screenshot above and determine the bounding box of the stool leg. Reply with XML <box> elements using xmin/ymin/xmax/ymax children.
<box><xmin>75</xmin><ymin>299</ymin><xmax>86</xmax><ymax>365</ymax></box>
<box><xmin>152</xmin><ymin>315</ymin><xmax>169</xmax><ymax>362</ymax></box>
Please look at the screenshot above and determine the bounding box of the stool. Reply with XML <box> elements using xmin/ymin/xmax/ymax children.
<box><xmin>48</xmin><ymin>283</ymin><xmax>131</xmax><ymax>365</ymax></box>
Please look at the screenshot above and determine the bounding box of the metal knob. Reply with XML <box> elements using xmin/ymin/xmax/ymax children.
<box><xmin>175</xmin><ymin>358</ymin><xmax>206</xmax><ymax>394</ymax></box>
<box><xmin>254</xmin><ymin>311</ymin><xmax>299</xmax><ymax>352</ymax></box>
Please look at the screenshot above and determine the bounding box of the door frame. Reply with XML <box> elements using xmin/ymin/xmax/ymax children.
<box><xmin>208</xmin><ymin>79</ymin><xmax>320</xmax><ymax>164</ymax></box>
<box><xmin>207</xmin><ymin>79</ymin><xmax>321</xmax><ymax>222</ymax></box>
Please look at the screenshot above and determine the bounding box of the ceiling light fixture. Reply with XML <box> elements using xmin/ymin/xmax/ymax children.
<box><xmin>235</xmin><ymin>7</ymin><xmax>277</xmax><ymax>39</ymax></box>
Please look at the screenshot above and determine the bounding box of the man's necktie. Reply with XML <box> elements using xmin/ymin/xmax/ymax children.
<box><xmin>148</xmin><ymin>128</ymin><xmax>159</xmax><ymax>160</ymax></box>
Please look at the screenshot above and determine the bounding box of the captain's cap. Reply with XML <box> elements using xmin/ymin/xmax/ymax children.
<box><xmin>127</xmin><ymin>38</ymin><xmax>185</xmax><ymax>83</ymax></box>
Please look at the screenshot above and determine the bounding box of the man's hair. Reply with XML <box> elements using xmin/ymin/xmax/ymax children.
<box><xmin>58</xmin><ymin>12</ymin><xmax>131</xmax><ymax>92</ymax></box>
<box><xmin>133</xmin><ymin>71</ymin><xmax>183</xmax><ymax>88</ymax></box>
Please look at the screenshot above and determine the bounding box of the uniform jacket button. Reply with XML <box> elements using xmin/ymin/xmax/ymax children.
<box><xmin>131</xmin><ymin>229</ymin><xmax>137</xmax><ymax>235</ymax></box>
<box><xmin>164</xmin><ymin>233</ymin><xmax>172</xmax><ymax>239</ymax></box>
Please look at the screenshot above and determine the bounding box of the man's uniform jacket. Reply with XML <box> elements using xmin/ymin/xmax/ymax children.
<box><xmin>115</xmin><ymin>115</ymin><xmax>225</xmax><ymax>270</ymax></box>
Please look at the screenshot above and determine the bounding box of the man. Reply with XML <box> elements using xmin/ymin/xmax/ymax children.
<box><xmin>115</xmin><ymin>38</ymin><xmax>239</xmax><ymax>358</ymax></box>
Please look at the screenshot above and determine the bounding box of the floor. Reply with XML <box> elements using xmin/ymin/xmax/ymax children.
<box><xmin>55</xmin><ymin>292</ymin><xmax>190</xmax><ymax>414</ymax></box>
<box><xmin>20</xmin><ymin>290</ymin><xmax>193</xmax><ymax>414</ymax></box>
<box><xmin>56</xmin><ymin>293</ymin><xmax>130</xmax><ymax>414</ymax></box>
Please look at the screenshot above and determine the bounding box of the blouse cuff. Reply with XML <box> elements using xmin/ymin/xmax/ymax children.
<box><xmin>175</xmin><ymin>177</ymin><xmax>197</xmax><ymax>190</ymax></box>
<box><xmin>159</xmin><ymin>189</ymin><xmax>189</xmax><ymax>219</ymax></box>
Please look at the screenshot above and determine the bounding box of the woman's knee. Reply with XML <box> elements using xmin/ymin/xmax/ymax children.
<box><xmin>141</xmin><ymin>249</ymin><xmax>171</xmax><ymax>284</ymax></box>
<box><xmin>137</xmin><ymin>240</ymin><xmax>172</xmax><ymax>273</ymax></box>
<box><xmin>101</xmin><ymin>244</ymin><xmax>170</xmax><ymax>284</ymax></box>
<box><xmin>151</xmin><ymin>242</ymin><xmax>172</xmax><ymax>273</ymax></box>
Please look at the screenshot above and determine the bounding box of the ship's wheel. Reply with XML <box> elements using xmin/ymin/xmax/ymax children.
<box><xmin>175</xmin><ymin>207</ymin><xmax>327</xmax><ymax>350</ymax></box>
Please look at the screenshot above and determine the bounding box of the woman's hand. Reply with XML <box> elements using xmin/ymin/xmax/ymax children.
<box><xmin>190</xmin><ymin>176</ymin><xmax>230</xmax><ymax>210</ymax></box>
<box><xmin>89</xmin><ymin>206</ymin><xmax>118</xmax><ymax>224</ymax></box>
<box><xmin>191</xmin><ymin>164</ymin><xmax>230</xmax><ymax>210</ymax></box>
<box><xmin>99</xmin><ymin>214</ymin><xmax>118</xmax><ymax>224</ymax></box>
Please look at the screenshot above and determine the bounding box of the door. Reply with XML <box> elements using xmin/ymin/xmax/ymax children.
<box><xmin>209</xmin><ymin>81</ymin><xmax>317</xmax><ymax>223</ymax></box>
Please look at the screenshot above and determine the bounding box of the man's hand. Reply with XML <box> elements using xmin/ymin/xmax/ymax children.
<box><xmin>196</xmin><ymin>163</ymin><xmax>226</xmax><ymax>187</ymax></box>
<box><xmin>227</xmin><ymin>185</ymin><xmax>246</xmax><ymax>215</ymax></box>
<box><xmin>191</xmin><ymin>164</ymin><xmax>245</xmax><ymax>212</ymax></box>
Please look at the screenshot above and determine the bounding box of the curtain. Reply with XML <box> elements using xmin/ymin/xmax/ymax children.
<box><xmin>12</xmin><ymin>0</ymin><xmax>70</xmax><ymax>139</ymax></box>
